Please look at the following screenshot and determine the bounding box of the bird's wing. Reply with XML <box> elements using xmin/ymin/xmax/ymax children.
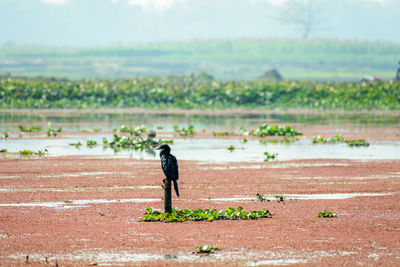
<box><xmin>161</xmin><ymin>155</ymin><xmax>169</xmax><ymax>177</ymax></box>
<box><xmin>169</xmin><ymin>154</ymin><xmax>179</xmax><ymax>180</ymax></box>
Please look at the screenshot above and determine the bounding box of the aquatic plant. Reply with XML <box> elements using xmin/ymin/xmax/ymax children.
<box><xmin>241</xmin><ymin>124</ymin><xmax>302</xmax><ymax>137</ymax></box>
<box><xmin>195</xmin><ymin>245</ymin><xmax>220</xmax><ymax>254</ymax></box>
<box><xmin>71</xmin><ymin>125</ymin><xmax>172</xmax><ymax>152</ymax></box>
<box><xmin>173</xmin><ymin>125</ymin><xmax>195</xmax><ymax>137</ymax></box>
<box><xmin>264</xmin><ymin>152</ymin><xmax>278</xmax><ymax>161</ymax></box>
<box><xmin>36</xmin><ymin>149</ymin><xmax>48</xmax><ymax>156</ymax></box>
<box><xmin>312</xmin><ymin>135</ymin><xmax>369</xmax><ymax>147</ymax></box>
<box><xmin>0</xmin><ymin>148</ymin><xmax>7</xmax><ymax>152</ymax></box>
<box><xmin>259</xmin><ymin>136</ymin><xmax>298</xmax><ymax>145</ymax></box>
<box><xmin>227</xmin><ymin>145</ymin><xmax>235</xmax><ymax>152</ymax></box>
<box><xmin>256</xmin><ymin>193</ymin><xmax>268</xmax><ymax>202</ymax></box>
<box><xmin>20</xmin><ymin>150</ymin><xmax>33</xmax><ymax>155</ymax></box>
<box><xmin>69</xmin><ymin>141</ymin><xmax>82</xmax><ymax>148</ymax></box>
<box><xmin>19</xmin><ymin>125</ymin><xmax>42</xmax><ymax>132</ymax></box>
<box><xmin>83</xmin><ymin>128</ymin><xmax>101</xmax><ymax>133</ymax></box>
<box><xmin>20</xmin><ymin>149</ymin><xmax>48</xmax><ymax>156</ymax></box>
<box><xmin>274</xmin><ymin>195</ymin><xmax>285</xmax><ymax>203</ymax></box>
<box><xmin>47</xmin><ymin>123</ymin><xmax>62</xmax><ymax>137</ymax></box>
<box><xmin>103</xmin><ymin>127</ymin><xmax>172</xmax><ymax>151</ymax></box>
<box><xmin>86</xmin><ymin>140</ymin><xmax>98</xmax><ymax>147</ymax></box>
<box><xmin>113</xmin><ymin>125</ymin><xmax>147</xmax><ymax>136</ymax></box>
<box><xmin>312</xmin><ymin>134</ymin><xmax>345</xmax><ymax>144</ymax></box>
<box><xmin>212</xmin><ymin>131</ymin><xmax>235</xmax><ymax>136</ymax></box>
<box><xmin>346</xmin><ymin>138</ymin><xmax>370</xmax><ymax>147</ymax></box>
<box><xmin>1</xmin><ymin>132</ymin><xmax>9</xmax><ymax>139</ymax></box>
<box><xmin>1</xmin><ymin>77</ymin><xmax>399</xmax><ymax>110</ymax></box>
<box><xmin>140</xmin><ymin>206</ymin><xmax>272</xmax><ymax>222</ymax></box>
<box><xmin>318</xmin><ymin>210</ymin><xmax>337</xmax><ymax>218</ymax></box>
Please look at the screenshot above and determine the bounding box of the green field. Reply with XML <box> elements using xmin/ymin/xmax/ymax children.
<box><xmin>1</xmin><ymin>39</ymin><xmax>399</xmax><ymax>80</ymax></box>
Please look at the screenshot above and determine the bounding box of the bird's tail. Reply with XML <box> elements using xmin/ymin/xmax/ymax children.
<box><xmin>173</xmin><ymin>180</ymin><xmax>179</xmax><ymax>197</ymax></box>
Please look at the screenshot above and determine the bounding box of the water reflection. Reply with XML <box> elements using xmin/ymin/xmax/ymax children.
<box><xmin>0</xmin><ymin>111</ymin><xmax>399</xmax><ymax>132</ymax></box>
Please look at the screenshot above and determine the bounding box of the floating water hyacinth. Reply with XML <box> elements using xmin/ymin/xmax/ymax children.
<box><xmin>241</xmin><ymin>124</ymin><xmax>302</xmax><ymax>137</ymax></box>
<box><xmin>173</xmin><ymin>125</ymin><xmax>195</xmax><ymax>137</ymax></box>
<box><xmin>312</xmin><ymin>135</ymin><xmax>369</xmax><ymax>147</ymax></box>
<box><xmin>1</xmin><ymin>76</ymin><xmax>399</xmax><ymax>110</ymax></box>
<box><xmin>141</xmin><ymin>207</ymin><xmax>272</xmax><ymax>222</ymax></box>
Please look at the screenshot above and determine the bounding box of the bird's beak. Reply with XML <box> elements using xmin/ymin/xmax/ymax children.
<box><xmin>156</xmin><ymin>146</ymin><xmax>162</xmax><ymax>150</ymax></box>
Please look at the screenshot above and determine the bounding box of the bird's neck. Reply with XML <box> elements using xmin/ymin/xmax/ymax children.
<box><xmin>160</xmin><ymin>150</ymin><xmax>170</xmax><ymax>158</ymax></box>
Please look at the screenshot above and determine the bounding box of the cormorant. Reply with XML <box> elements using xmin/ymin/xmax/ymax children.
<box><xmin>157</xmin><ymin>144</ymin><xmax>179</xmax><ymax>197</ymax></box>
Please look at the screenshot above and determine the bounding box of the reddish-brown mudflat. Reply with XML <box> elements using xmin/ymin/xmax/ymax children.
<box><xmin>1</xmin><ymin>108</ymin><xmax>400</xmax><ymax>266</ymax></box>
<box><xmin>1</xmin><ymin>153</ymin><xmax>399</xmax><ymax>266</ymax></box>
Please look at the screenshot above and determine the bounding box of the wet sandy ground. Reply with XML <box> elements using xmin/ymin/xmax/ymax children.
<box><xmin>1</xmin><ymin>154</ymin><xmax>400</xmax><ymax>266</ymax></box>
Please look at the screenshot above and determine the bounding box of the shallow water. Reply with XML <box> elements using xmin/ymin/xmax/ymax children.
<box><xmin>0</xmin><ymin>198</ymin><xmax>162</xmax><ymax>208</ymax></box>
<box><xmin>9</xmin><ymin>248</ymin><xmax>358</xmax><ymax>265</ymax></box>
<box><xmin>204</xmin><ymin>192</ymin><xmax>392</xmax><ymax>202</ymax></box>
<box><xmin>1</xmin><ymin>111</ymin><xmax>399</xmax><ymax>162</ymax></box>
<box><xmin>1</xmin><ymin>135</ymin><xmax>399</xmax><ymax>162</ymax></box>
<box><xmin>0</xmin><ymin>111</ymin><xmax>399</xmax><ymax>132</ymax></box>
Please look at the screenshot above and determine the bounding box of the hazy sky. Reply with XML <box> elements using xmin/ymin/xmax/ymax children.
<box><xmin>0</xmin><ymin>0</ymin><xmax>398</xmax><ymax>46</ymax></box>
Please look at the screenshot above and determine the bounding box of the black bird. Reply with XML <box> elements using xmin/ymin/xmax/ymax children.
<box><xmin>157</xmin><ymin>144</ymin><xmax>179</xmax><ymax>197</ymax></box>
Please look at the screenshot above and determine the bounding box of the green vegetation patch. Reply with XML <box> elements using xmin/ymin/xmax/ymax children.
<box><xmin>20</xmin><ymin>149</ymin><xmax>48</xmax><ymax>156</ymax></box>
<box><xmin>19</xmin><ymin>125</ymin><xmax>42</xmax><ymax>132</ymax></box>
<box><xmin>259</xmin><ymin>136</ymin><xmax>298</xmax><ymax>144</ymax></box>
<box><xmin>241</xmin><ymin>124</ymin><xmax>302</xmax><ymax>137</ymax></box>
<box><xmin>256</xmin><ymin>193</ymin><xmax>268</xmax><ymax>202</ymax></box>
<box><xmin>274</xmin><ymin>195</ymin><xmax>286</xmax><ymax>203</ymax></box>
<box><xmin>312</xmin><ymin>134</ymin><xmax>345</xmax><ymax>144</ymax></box>
<box><xmin>346</xmin><ymin>138</ymin><xmax>370</xmax><ymax>147</ymax></box>
<box><xmin>69</xmin><ymin>141</ymin><xmax>82</xmax><ymax>148</ymax></box>
<box><xmin>47</xmin><ymin>123</ymin><xmax>62</xmax><ymax>137</ymax></box>
<box><xmin>103</xmin><ymin>125</ymin><xmax>173</xmax><ymax>151</ymax></box>
<box><xmin>86</xmin><ymin>140</ymin><xmax>98</xmax><ymax>147</ymax></box>
<box><xmin>264</xmin><ymin>152</ymin><xmax>278</xmax><ymax>161</ymax></box>
<box><xmin>318</xmin><ymin>210</ymin><xmax>337</xmax><ymax>218</ymax></box>
<box><xmin>212</xmin><ymin>131</ymin><xmax>235</xmax><ymax>136</ymax></box>
<box><xmin>141</xmin><ymin>206</ymin><xmax>272</xmax><ymax>222</ymax></box>
<box><xmin>19</xmin><ymin>124</ymin><xmax>62</xmax><ymax>136</ymax></box>
<box><xmin>113</xmin><ymin>125</ymin><xmax>146</xmax><ymax>136</ymax></box>
<box><xmin>195</xmin><ymin>245</ymin><xmax>220</xmax><ymax>254</ymax></box>
<box><xmin>1</xmin><ymin>76</ymin><xmax>399</xmax><ymax>110</ymax></box>
<box><xmin>227</xmin><ymin>145</ymin><xmax>235</xmax><ymax>152</ymax></box>
<box><xmin>173</xmin><ymin>125</ymin><xmax>195</xmax><ymax>137</ymax></box>
<box><xmin>20</xmin><ymin>150</ymin><xmax>33</xmax><ymax>155</ymax></box>
<box><xmin>312</xmin><ymin>134</ymin><xmax>370</xmax><ymax>147</ymax></box>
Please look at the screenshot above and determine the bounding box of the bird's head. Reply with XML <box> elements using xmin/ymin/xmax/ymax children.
<box><xmin>156</xmin><ymin>144</ymin><xmax>171</xmax><ymax>154</ymax></box>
